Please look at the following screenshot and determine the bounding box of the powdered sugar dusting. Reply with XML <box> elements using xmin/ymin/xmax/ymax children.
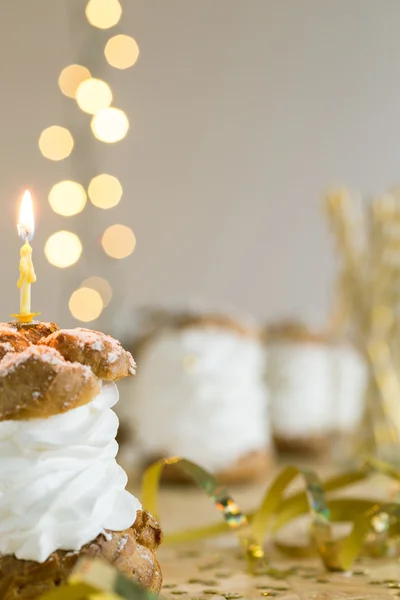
<box><xmin>91</xmin><ymin>340</ymin><xmax>104</xmax><ymax>352</ymax></box>
<box><xmin>107</xmin><ymin>352</ymin><xmax>118</xmax><ymax>364</ymax></box>
<box><xmin>1</xmin><ymin>342</ymin><xmax>15</xmax><ymax>353</ymax></box>
<box><xmin>136</xmin><ymin>544</ymin><xmax>152</xmax><ymax>562</ymax></box>
<box><xmin>117</xmin><ymin>534</ymin><xmax>129</xmax><ymax>553</ymax></box>
<box><xmin>0</xmin><ymin>323</ymin><xmax>17</xmax><ymax>332</ymax></box>
<box><xmin>102</xmin><ymin>530</ymin><xmax>113</xmax><ymax>542</ymax></box>
<box><xmin>128</xmin><ymin>353</ymin><xmax>136</xmax><ymax>375</ymax></box>
<box><xmin>81</xmin><ymin>364</ymin><xmax>94</xmax><ymax>381</ymax></box>
<box><xmin>54</xmin><ymin>328</ymin><xmax>124</xmax><ymax>356</ymax></box>
<box><xmin>54</xmin><ymin>329</ymin><xmax>102</xmax><ymax>350</ymax></box>
<box><xmin>0</xmin><ymin>345</ymin><xmax>67</xmax><ymax>375</ymax></box>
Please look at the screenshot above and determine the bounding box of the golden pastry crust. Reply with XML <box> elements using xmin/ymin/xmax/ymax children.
<box><xmin>273</xmin><ymin>434</ymin><xmax>330</xmax><ymax>455</ymax></box>
<box><xmin>265</xmin><ymin>320</ymin><xmax>332</xmax><ymax>344</ymax></box>
<box><xmin>0</xmin><ymin>345</ymin><xmax>100</xmax><ymax>421</ymax></box>
<box><xmin>41</xmin><ymin>328</ymin><xmax>136</xmax><ymax>381</ymax></box>
<box><xmin>0</xmin><ymin>326</ymin><xmax>31</xmax><ymax>361</ymax></box>
<box><xmin>0</xmin><ymin>510</ymin><xmax>163</xmax><ymax>599</ymax></box>
<box><xmin>7</xmin><ymin>321</ymin><xmax>60</xmax><ymax>345</ymax></box>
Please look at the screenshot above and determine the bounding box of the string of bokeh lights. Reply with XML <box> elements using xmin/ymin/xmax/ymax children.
<box><xmin>38</xmin><ymin>0</ymin><xmax>139</xmax><ymax>323</ymax></box>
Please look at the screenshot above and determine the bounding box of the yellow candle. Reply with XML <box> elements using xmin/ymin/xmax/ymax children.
<box><xmin>17</xmin><ymin>239</ymin><xmax>36</xmax><ymax>315</ymax></box>
<box><xmin>11</xmin><ymin>190</ymin><xmax>40</xmax><ymax>323</ymax></box>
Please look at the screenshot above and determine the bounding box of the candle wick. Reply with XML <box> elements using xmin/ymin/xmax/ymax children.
<box><xmin>17</xmin><ymin>225</ymin><xmax>31</xmax><ymax>243</ymax></box>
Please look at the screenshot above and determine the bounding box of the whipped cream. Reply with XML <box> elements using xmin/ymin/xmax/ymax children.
<box><xmin>0</xmin><ymin>382</ymin><xmax>140</xmax><ymax>562</ymax></box>
<box><xmin>268</xmin><ymin>343</ymin><xmax>334</xmax><ymax>436</ymax></box>
<box><xmin>332</xmin><ymin>344</ymin><xmax>367</xmax><ymax>431</ymax></box>
<box><xmin>128</xmin><ymin>327</ymin><xmax>270</xmax><ymax>472</ymax></box>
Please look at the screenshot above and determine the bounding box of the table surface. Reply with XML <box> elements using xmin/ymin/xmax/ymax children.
<box><xmin>129</xmin><ymin>461</ymin><xmax>400</xmax><ymax>600</ymax></box>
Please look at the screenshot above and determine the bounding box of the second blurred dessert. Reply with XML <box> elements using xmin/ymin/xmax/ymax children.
<box><xmin>266</xmin><ymin>321</ymin><xmax>366</xmax><ymax>455</ymax></box>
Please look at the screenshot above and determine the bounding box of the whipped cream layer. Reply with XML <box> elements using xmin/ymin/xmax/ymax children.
<box><xmin>0</xmin><ymin>382</ymin><xmax>140</xmax><ymax>562</ymax></box>
<box><xmin>130</xmin><ymin>327</ymin><xmax>270</xmax><ymax>472</ymax></box>
<box><xmin>268</xmin><ymin>343</ymin><xmax>334</xmax><ymax>437</ymax></box>
<box><xmin>332</xmin><ymin>344</ymin><xmax>367</xmax><ymax>431</ymax></box>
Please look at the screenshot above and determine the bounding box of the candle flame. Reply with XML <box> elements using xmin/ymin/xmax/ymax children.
<box><xmin>18</xmin><ymin>190</ymin><xmax>34</xmax><ymax>241</ymax></box>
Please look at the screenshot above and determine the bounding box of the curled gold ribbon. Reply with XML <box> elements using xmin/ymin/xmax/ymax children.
<box><xmin>36</xmin><ymin>455</ymin><xmax>400</xmax><ymax>600</ymax></box>
<box><xmin>142</xmin><ymin>457</ymin><xmax>269</xmax><ymax>574</ymax></box>
<box><xmin>141</xmin><ymin>457</ymin><xmax>400</xmax><ymax>574</ymax></box>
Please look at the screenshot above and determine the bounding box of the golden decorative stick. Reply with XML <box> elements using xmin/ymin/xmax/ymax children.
<box><xmin>326</xmin><ymin>189</ymin><xmax>400</xmax><ymax>455</ymax></box>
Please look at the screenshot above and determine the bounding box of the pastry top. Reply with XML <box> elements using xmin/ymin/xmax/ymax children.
<box><xmin>41</xmin><ymin>328</ymin><xmax>136</xmax><ymax>381</ymax></box>
<box><xmin>0</xmin><ymin>321</ymin><xmax>60</xmax><ymax>362</ymax></box>
<box><xmin>0</xmin><ymin>345</ymin><xmax>100</xmax><ymax>421</ymax></box>
<box><xmin>0</xmin><ymin>325</ymin><xmax>31</xmax><ymax>361</ymax></box>
<box><xmin>7</xmin><ymin>320</ymin><xmax>60</xmax><ymax>344</ymax></box>
<box><xmin>0</xmin><ymin>322</ymin><xmax>135</xmax><ymax>420</ymax></box>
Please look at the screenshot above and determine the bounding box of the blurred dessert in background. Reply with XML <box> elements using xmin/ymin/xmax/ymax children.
<box><xmin>117</xmin><ymin>309</ymin><xmax>273</xmax><ymax>484</ymax></box>
<box><xmin>266</xmin><ymin>320</ymin><xmax>366</xmax><ymax>455</ymax></box>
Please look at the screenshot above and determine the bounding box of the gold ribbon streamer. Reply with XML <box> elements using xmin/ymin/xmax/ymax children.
<box><xmin>142</xmin><ymin>457</ymin><xmax>269</xmax><ymax>574</ymax></box>
<box><xmin>155</xmin><ymin>470</ymin><xmax>369</xmax><ymax>545</ymax></box>
<box><xmin>36</xmin><ymin>455</ymin><xmax>400</xmax><ymax>600</ymax></box>
<box><xmin>141</xmin><ymin>457</ymin><xmax>400</xmax><ymax>574</ymax></box>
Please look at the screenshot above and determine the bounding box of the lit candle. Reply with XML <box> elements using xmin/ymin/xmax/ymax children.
<box><xmin>11</xmin><ymin>190</ymin><xmax>40</xmax><ymax>323</ymax></box>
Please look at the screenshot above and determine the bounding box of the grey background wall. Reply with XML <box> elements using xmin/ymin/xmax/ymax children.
<box><xmin>0</xmin><ymin>1</ymin><xmax>399</xmax><ymax>330</ymax></box>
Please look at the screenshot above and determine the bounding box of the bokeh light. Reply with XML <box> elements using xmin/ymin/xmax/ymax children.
<box><xmin>58</xmin><ymin>64</ymin><xmax>91</xmax><ymax>98</ymax></box>
<box><xmin>85</xmin><ymin>0</ymin><xmax>122</xmax><ymax>29</ymax></box>
<box><xmin>80</xmin><ymin>275</ymin><xmax>113</xmax><ymax>307</ymax></box>
<box><xmin>38</xmin><ymin>126</ymin><xmax>74</xmax><ymax>161</ymax></box>
<box><xmin>69</xmin><ymin>287</ymin><xmax>104</xmax><ymax>322</ymax></box>
<box><xmin>76</xmin><ymin>78</ymin><xmax>113</xmax><ymax>115</ymax></box>
<box><xmin>105</xmin><ymin>35</ymin><xmax>139</xmax><ymax>69</ymax></box>
<box><xmin>48</xmin><ymin>181</ymin><xmax>87</xmax><ymax>216</ymax></box>
<box><xmin>88</xmin><ymin>174</ymin><xmax>122</xmax><ymax>209</ymax></box>
<box><xmin>45</xmin><ymin>231</ymin><xmax>82</xmax><ymax>268</ymax></box>
<box><xmin>102</xmin><ymin>224</ymin><xmax>136</xmax><ymax>259</ymax></box>
<box><xmin>91</xmin><ymin>108</ymin><xmax>129</xmax><ymax>143</ymax></box>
